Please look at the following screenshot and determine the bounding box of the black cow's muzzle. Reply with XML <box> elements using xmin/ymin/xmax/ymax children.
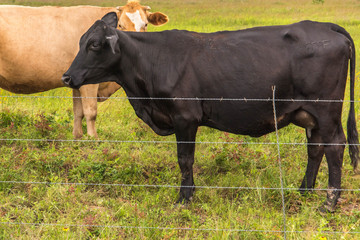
<box><xmin>61</xmin><ymin>75</ymin><xmax>72</xmax><ymax>87</ymax></box>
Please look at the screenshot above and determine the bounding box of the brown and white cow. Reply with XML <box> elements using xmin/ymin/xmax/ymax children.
<box><xmin>0</xmin><ymin>1</ymin><xmax>168</xmax><ymax>138</ymax></box>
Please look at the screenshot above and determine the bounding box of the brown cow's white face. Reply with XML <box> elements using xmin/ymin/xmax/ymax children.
<box><xmin>116</xmin><ymin>1</ymin><xmax>168</xmax><ymax>32</ymax></box>
<box><xmin>125</xmin><ymin>10</ymin><xmax>146</xmax><ymax>32</ymax></box>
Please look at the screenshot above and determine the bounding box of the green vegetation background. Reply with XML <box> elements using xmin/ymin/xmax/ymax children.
<box><xmin>1</xmin><ymin>0</ymin><xmax>360</xmax><ymax>239</ymax></box>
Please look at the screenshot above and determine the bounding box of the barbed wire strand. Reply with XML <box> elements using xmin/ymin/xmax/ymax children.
<box><xmin>1</xmin><ymin>221</ymin><xmax>360</xmax><ymax>235</ymax></box>
<box><xmin>1</xmin><ymin>95</ymin><xmax>360</xmax><ymax>103</ymax></box>
<box><xmin>2</xmin><ymin>138</ymin><xmax>360</xmax><ymax>147</ymax></box>
<box><xmin>272</xmin><ymin>86</ymin><xmax>287</xmax><ymax>239</ymax></box>
<box><xmin>0</xmin><ymin>180</ymin><xmax>359</xmax><ymax>192</ymax></box>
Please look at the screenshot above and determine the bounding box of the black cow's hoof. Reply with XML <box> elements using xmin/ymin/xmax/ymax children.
<box><xmin>319</xmin><ymin>195</ymin><xmax>338</xmax><ymax>213</ymax></box>
<box><xmin>173</xmin><ymin>202</ymin><xmax>187</xmax><ymax>209</ymax></box>
<box><xmin>318</xmin><ymin>189</ymin><xmax>340</xmax><ymax>213</ymax></box>
<box><xmin>318</xmin><ymin>204</ymin><xmax>336</xmax><ymax>213</ymax></box>
<box><xmin>175</xmin><ymin>196</ymin><xmax>193</xmax><ymax>206</ymax></box>
<box><xmin>299</xmin><ymin>189</ymin><xmax>313</xmax><ymax>196</ymax></box>
<box><xmin>298</xmin><ymin>184</ymin><xmax>315</xmax><ymax>196</ymax></box>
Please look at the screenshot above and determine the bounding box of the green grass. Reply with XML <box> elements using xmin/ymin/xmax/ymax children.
<box><xmin>1</xmin><ymin>0</ymin><xmax>360</xmax><ymax>239</ymax></box>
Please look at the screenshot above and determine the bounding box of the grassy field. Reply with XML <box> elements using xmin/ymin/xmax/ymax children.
<box><xmin>1</xmin><ymin>0</ymin><xmax>360</xmax><ymax>239</ymax></box>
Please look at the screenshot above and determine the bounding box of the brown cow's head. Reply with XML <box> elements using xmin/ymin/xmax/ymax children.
<box><xmin>116</xmin><ymin>0</ymin><xmax>168</xmax><ymax>32</ymax></box>
<box><xmin>96</xmin><ymin>0</ymin><xmax>168</xmax><ymax>102</ymax></box>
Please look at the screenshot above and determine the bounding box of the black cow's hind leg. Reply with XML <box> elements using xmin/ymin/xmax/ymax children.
<box><xmin>301</xmin><ymin>117</ymin><xmax>345</xmax><ymax>212</ymax></box>
<box><xmin>175</xmin><ymin>120</ymin><xmax>198</xmax><ymax>204</ymax></box>
<box><xmin>321</xmin><ymin>125</ymin><xmax>345</xmax><ymax>213</ymax></box>
<box><xmin>300</xmin><ymin>129</ymin><xmax>324</xmax><ymax>194</ymax></box>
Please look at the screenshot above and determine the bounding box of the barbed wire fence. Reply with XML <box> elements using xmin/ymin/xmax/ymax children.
<box><xmin>1</xmin><ymin>88</ymin><xmax>360</xmax><ymax>239</ymax></box>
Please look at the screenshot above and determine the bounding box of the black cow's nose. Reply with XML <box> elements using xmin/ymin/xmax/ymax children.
<box><xmin>62</xmin><ymin>75</ymin><xmax>72</xmax><ymax>86</ymax></box>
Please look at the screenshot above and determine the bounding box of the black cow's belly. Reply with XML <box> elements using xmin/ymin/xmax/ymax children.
<box><xmin>201</xmin><ymin>101</ymin><xmax>295</xmax><ymax>137</ymax></box>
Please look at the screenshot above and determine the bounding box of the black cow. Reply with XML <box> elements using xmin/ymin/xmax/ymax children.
<box><xmin>62</xmin><ymin>12</ymin><xmax>359</xmax><ymax>212</ymax></box>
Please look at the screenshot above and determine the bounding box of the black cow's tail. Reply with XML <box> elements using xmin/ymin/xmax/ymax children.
<box><xmin>333</xmin><ymin>24</ymin><xmax>360</xmax><ymax>170</ymax></box>
<box><xmin>347</xmin><ymin>34</ymin><xmax>359</xmax><ymax>170</ymax></box>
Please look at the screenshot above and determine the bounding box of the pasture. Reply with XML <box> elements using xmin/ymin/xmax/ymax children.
<box><xmin>1</xmin><ymin>0</ymin><xmax>360</xmax><ymax>239</ymax></box>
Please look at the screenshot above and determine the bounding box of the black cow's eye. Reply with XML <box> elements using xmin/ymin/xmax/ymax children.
<box><xmin>89</xmin><ymin>42</ymin><xmax>102</xmax><ymax>51</ymax></box>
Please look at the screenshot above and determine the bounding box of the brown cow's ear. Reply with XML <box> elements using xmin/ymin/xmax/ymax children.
<box><xmin>148</xmin><ymin>12</ymin><xmax>169</xmax><ymax>26</ymax></box>
<box><xmin>142</xmin><ymin>6</ymin><xmax>151</xmax><ymax>11</ymax></box>
<box><xmin>116</xmin><ymin>6</ymin><xmax>124</xmax><ymax>13</ymax></box>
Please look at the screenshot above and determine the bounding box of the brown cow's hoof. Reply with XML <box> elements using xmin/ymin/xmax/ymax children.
<box><xmin>73</xmin><ymin>131</ymin><xmax>83</xmax><ymax>139</ymax></box>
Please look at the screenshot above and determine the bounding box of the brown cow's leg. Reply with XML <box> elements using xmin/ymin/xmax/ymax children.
<box><xmin>79</xmin><ymin>84</ymin><xmax>99</xmax><ymax>138</ymax></box>
<box><xmin>72</xmin><ymin>89</ymin><xmax>84</xmax><ymax>139</ymax></box>
<box><xmin>175</xmin><ymin>120</ymin><xmax>198</xmax><ymax>204</ymax></box>
<box><xmin>300</xmin><ymin>129</ymin><xmax>324</xmax><ymax>193</ymax></box>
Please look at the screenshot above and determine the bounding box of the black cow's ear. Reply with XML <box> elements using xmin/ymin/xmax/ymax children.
<box><xmin>106</xmin><ymin>34</ymin><xmax>119</xmax><ymax>54</ymax></box>
<box><xmin>101</xmin><ymin>12</ymin><xmax>118</xmax><ymax>29</ymax></box>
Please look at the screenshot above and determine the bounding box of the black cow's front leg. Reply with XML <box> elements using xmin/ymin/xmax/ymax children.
<box><xmin>175</xmin><ymin>120</ymin><xmax>198</xmax><ymax>204</ymax></box>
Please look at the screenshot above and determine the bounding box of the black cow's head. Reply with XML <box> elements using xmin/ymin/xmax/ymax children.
<box><xmin>62</xmin><ymin>12</ymin><xmax>121</xmax><ymax>89</ymax></box>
